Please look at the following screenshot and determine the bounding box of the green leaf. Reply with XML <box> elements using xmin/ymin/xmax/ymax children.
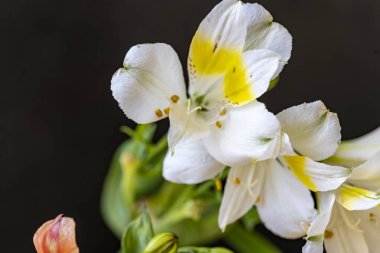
<box><xmin>100</xmin><ymin>139</ymin><xmax>134</xmax><ymax>237</ymax></box>
<box><xmin>178</xmin><ymin>247</ymin><xmax>234</xmax><ymax>253</ymax></box>
<box><xmin>122</xmin><ymin>210</ymin><xmax>155</xmax><ymax>253</ymax></box>
<box><xmin>223</xmin><ymin>224</ymin><xmax>281</xmax><ymax>253</ymax></box>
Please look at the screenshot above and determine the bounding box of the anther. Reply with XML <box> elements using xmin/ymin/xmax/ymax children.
<box><xmin>155</xmin><ymin>109</ymin><xmax>163</xmax><ymax>118</ymax></box>
<box><xmin>234</xmin><ymin>177</ymin><xmax>241</xmax><ymax>185</ymax></box>
<box><xmin>216</xmin><ymin>121</ymin><xmax>222</xmax><ymax>128</ymax></box>
<box><xmin>324</xmin><ymin>230</ymin><xmax>334</xmax><ymax>239</ymax></box>
<box><xmin>255</xmin><ymin>196</ymin><xmax>261</xmax><ymax>204</ymax></box>
<box><xmin>164</xmin><ymin>107</ymin><xmax>170</xmax><ymax>116</ymax></box>
<box><xmin>171</xmin><ymin>95</ymin><xmax>180</xmax><ymax>103</ymax></box>
<box><xmin>219</xmin><ymin>108</ymin><xmax>227</xmax><ymax>116</ymax></box>
<box><xmin>369</xmin><ymin>213</ymin><xmax>377</xmax><ymax>223</ymax></box>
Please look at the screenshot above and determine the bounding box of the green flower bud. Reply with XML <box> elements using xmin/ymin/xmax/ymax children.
<box><xmin>143</xmin><ymin>232</ymin><xmax>178</xmax><ymax>253</ymax></box>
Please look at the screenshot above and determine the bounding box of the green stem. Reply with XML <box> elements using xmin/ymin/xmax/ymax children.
<box><xmin>223</xmin><ymin>224</ymin><xmax>282</xmax><ymax>253</ymax></box>
<box><xmin>145</xmin><ymin>134</ymin><xmax>168</xmax><ymax>162</ymax></box>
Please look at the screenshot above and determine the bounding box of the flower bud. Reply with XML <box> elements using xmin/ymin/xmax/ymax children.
<box><xmin>33</xmin><ymin>215</ymin><xmax>79</xmax><ymax>253</ymax></box>
<box><xmin>143</xmin><ymin>232</ymin><xmax>178</xmax><ymax>253</ymax></box>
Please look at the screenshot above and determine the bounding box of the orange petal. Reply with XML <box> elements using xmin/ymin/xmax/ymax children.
<box><xmin>33</xmin><ymin>215</ymin><xmax>79</xmax><ymax>253</ymax></box>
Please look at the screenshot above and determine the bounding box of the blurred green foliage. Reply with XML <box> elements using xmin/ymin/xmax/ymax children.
<box><xmin>101</xmin><ymin>124</ymin><xmax>282</xmax><ymax>253</ymax></box>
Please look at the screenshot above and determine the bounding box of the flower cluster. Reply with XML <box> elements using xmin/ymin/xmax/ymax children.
<box><xmin>110</xmin><ymin>0</ymin><xmax>380</xmax><ymax>252</ymax></box>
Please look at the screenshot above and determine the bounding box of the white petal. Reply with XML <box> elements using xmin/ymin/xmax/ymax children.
<box><xmin>277</xmin><ymin>101</ymin><xmax>342</xmax><ymax>161</ymax></box>
<box><xmin>188</xmin><ymin>0</ymin><xmax>263</xmax><ymax>107</ymax></box>
<box><xmin>283</xmin><ymin>156</ymin><xmax>351</xmax><ymax>192</ymax></box>
<box><xmin>163</xmin><ymin>137</ymin><xmax>224</xmax><ymax>184</ymax></box>
<box><xmin>193</xmin><ymin>0</ymin><xmax>246</xmax><ymax>52</ymax></box>
<box><xmin>111</xmin><ymin>43</ymin><xmax>186</xmax><ymax>124</ymax></box>
<box><xmin>239</xmin><ymin>49</ymin><xmax>280</xmax><ymax>99</ymax></box>
<box><xmin>303</xmin><ymin>192</ymin><xmax>335</xmax><ymax>253</ymax></box>
<box><xmin>353</xmin><ymin>206</ymin><xmax>380</xmax><ymax>253</ymax></box>
<box><xmin>256</xmin><ymin>159</ymin><xmax>315</xmax><ymax>239</ymax></box>
<box><xmin>335</xmin><ymin>183</ymin><xmax>380</xmax><ymax>211</ymax></box>
<box><xmin>167</xmin><ymin>102</ymin><xmax>210</xmax><ymax>152</ymax></box>
<box><xmin>302</xmin><ymin>241</ymin><xmax>324</xmax><ymax>253</ymax></box>
<box><xmin>280</xmin><ymin>132</ymin><xmax>296</xmax><ymax>156</ymax></box>
<box><xmin>324</xmin><ymin>205</ymin><xmax>369</xmax><ymax>253</ymax></box>
<box><xmin>218</xmin><ymin>163</ymin><xmax>264</xmax><ymax>231</ymax></box>
<box><xmin>203</xmin><ymin>101</ymin><xmax>281</xmax><ymax>167</ymax></box>
<box><xmin>349</xmin><ymin>152</ymin><xmax>380</xmax><ymax>191</ymax></box>
<box><xmin>243</xmin><ymin>3</ymin><xmax>292</xmax><ymax>78</ymax></box>
<box><xmin>307</xmin><ymin>192</ymin><xmax>336</xmax><ymax>238</ymax></box>
<box><xmin>188</xmin><ymin>0</ymin><xmax>246</xmax><ymax>93</ymax></box>
<box><xmin>329</xmin><ymin>127</ymin><xmax>380</xmax><ymax>167</ymax></box>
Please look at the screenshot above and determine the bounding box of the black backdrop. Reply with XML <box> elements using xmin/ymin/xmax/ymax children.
<box><xmin>1</xmin><ymin>0</ymin><xmax>379</xmax><ymax>252</ymax></box>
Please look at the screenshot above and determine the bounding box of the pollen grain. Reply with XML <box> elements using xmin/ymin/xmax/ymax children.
<box><xmin>171</xmin><ymin>95</ymin><xmax>180</xmax><ymax>103</ymax></box>
<box><xmin>324</xmin><ymin>230</ymin><xmax>334</xmax><ymax>239</ymax></box>
<box><xmin>164</xmin><ymin>107</ymin><xmax>170</xmax><ymax>116</ymax></box>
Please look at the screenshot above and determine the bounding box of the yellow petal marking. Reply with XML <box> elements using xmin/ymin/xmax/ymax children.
<box><xmin>189</xmin><ymin>32</ymin><xmax>254</xmax><ymax>104</ymax></box>
<box><xmin>337</xmin><ymin>184</ymin><xmax>380</xmax><ymax>210</ymax></box>
<box><xmin>284</xmin><ymin>156</ymin><xmax>318</xmax><ymax>192</ymax></box>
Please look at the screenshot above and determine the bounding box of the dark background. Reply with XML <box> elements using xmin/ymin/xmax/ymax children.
<box><xmin>0</xmin><ymin>0</ymin><xmax>379</xmax><ymax>252</ymax></box>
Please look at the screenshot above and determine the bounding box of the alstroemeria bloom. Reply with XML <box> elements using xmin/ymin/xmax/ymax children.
<box><xmin>327</xmin><ymin>127</ymin><xmax>380</xmax><ymax>167</ymax></box>
<box><xmin>219</xmin><ymin>101</ymin><xmax>351</xmax><ymax>237</ymax></box>
<box><xmin>33</xmin><ymin>215</ymin><xmax>79</xmax><ymax>253</ymax></box>
<box><xmin>303</xmin><ymin>152</ymin><xmax>380</xmax><ymax>253</ymax></box>
<box><xmin>111</xmin><ymin>0</ymin><xmax>292</xmax><ymax>180</ymax></box>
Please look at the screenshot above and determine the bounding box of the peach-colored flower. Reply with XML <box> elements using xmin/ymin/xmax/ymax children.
<box><xmin>33</xmin><ymin>215</ymin><xmax>79</xmax><ymax>253</ymax></box>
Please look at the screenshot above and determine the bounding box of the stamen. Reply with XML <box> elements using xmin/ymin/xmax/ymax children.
<box><xmin>219</xmin><ymin>108</ymin><xmax>227</xmax><ymax>116</ymax></box>
<box><xmin>171</xmin><ymin>95</ymin><xmax>180</xmax><ymax>103</ymax></box>
<box><xmin>189</xmin><ymin>106</ymin><xmax>202</xmax><ymax>114</ymax></box>
<box><xmin>339</xmin><ymin>208</ymin><xmax>364</xmax><ymax>233</ymax></box>
<box><xmin>246</xmin><ymin>180</ymin><xmax>258</xmax><ymax>199</ymax></box>
<box><xmin>233</xmin><ymin>177</ymin><xmax>241</xmax><ymax>185</ymax></box>
<box><xmin>216</xmin><ymin>121</ymin><xmax>222</xmax><ymax>128</ymax></box>
<box><xmin>155</xmin><ymin>109</ymin><xmax>163</xmax><ymax>117</ymax></box>
<box><xmin>164</xmin><ymin>107</ymin><xmax>170</xmax><ymax>116</ymax></box>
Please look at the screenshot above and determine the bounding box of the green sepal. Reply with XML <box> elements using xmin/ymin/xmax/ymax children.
<box><xmin>101</xmin><ymin>124</ymin><xmax>165</xmax><ymax>237</ymax></box>
<box><xmin>121</xmin><ymin>210</ymin><xmax>154</xmax><ymax>253</ymax></box>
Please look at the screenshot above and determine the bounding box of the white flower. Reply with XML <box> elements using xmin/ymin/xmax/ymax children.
<box><xmin>303</xmin><ymin>151</ymin><xmax>380</xmax><ymax>253</ymax></box>
<box><xmin>112</xmin><ymin>0</ymin><xmax>293</xmax><ymax>182</ymax></box>
<box><xmin>218</xmin><ymin>101</ymin><xmax>351</xmax><ymax>237</ymax></box>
